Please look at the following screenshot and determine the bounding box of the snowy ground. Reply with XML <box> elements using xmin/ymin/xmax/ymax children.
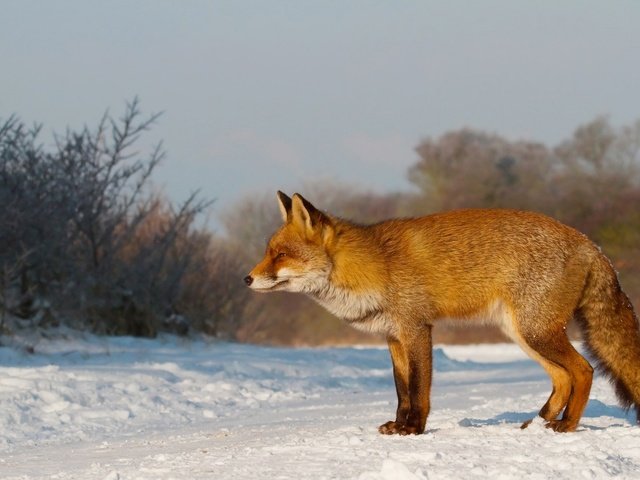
<box><xmin>1</xmin><ymin>333</ymin><xmax>639</xmax><ymax>479</ymax></box>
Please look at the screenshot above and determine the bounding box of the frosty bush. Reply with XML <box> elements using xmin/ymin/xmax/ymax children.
<box><xmin>0</xmin><ymin>99</ymin><xmax>243</xmax><ymax>338</ymax></box>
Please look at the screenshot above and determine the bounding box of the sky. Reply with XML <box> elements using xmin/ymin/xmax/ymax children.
<box><xmin>1</xmin><ymin>1</ymin><xmax>639</xmax><ymax>225</ymax></box>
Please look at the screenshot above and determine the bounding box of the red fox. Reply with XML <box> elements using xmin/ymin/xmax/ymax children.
<box><xmin>245</xmin><ymin>191</ymin><xmax>640</xmax><ymax>435</ymax></box>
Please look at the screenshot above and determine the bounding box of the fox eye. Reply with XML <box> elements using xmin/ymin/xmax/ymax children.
<box><xmin>276</xmin><ymin>252</ymin><xmax>287</xmax><ymax>259</ymax></box>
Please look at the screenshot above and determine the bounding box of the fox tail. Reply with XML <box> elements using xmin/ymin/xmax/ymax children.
<box><xmin>577</xmin><ymin>254</ymin><xmax>640</xmax><ymax>424</ymax></box>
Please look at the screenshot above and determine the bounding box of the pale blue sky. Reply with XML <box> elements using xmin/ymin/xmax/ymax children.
<box><xmin>1</xmin><ymin>1</ymin><xmax>639</xmax><ymax>222</ymax></box>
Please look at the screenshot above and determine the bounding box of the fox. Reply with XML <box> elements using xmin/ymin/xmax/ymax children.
<box><xmin>244</xmin><ymin>191</ymin><xmax>640</xmax><ymax>435</ymax></box>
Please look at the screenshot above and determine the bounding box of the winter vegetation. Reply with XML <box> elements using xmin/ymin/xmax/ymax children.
<box><xmin>230</xmin><ymin>116</ymin><xmax>640</xmax><ymax>345</ymax></box>
<box><xmin>1</xmin><ymin>100</ymin><xmax>639</xmax><ymax>346</ymax></box>
<box><xmin>0</xmin><ymin>99</ymin><xmax>246</xmax><ymax>341</ymax></box>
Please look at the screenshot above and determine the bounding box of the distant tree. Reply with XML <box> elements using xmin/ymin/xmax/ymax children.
<box><xmin>552</xmin><ymin>117</ymin><xmax>640</xmax><ymax>233</ymax></box>
<box><xmin>409</xmin><ymin>129</ymin><xmax>553</xmax><ymax>213</ymax></box>
<box><xmin>223</xmin><ymin>118</ymin><xmax>640</xmax><ymax>346</ymax></box>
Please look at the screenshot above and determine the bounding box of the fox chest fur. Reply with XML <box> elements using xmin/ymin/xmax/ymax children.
<box><xmin>309</xmin><ymin>281</ymin><xmax>392</xmax><ymax>334</ymax></box>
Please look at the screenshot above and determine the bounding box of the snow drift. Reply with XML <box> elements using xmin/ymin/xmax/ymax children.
<box><xmin>1</xmin><ymin>333</ymin><xmax>639</xmax><ymax>479</ymax></box>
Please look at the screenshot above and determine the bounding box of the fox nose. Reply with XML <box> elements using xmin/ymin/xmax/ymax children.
<box><xmin>244</xmin><ymin>275</ymin><xmax>253</xmax><ymax>286</ymax></box>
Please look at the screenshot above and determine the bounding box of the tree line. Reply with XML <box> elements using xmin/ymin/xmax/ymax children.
<box><xmin>1</xmin><ymin>101</ymin><xmax>638</xmax><ymax>345</ymax></box>
<box><xmin>227</xmin><ymin>116</ymin><xmax>640</xmax><ymax>345</ymax></box>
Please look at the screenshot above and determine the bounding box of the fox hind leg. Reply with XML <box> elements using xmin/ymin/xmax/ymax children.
<box><xmin>519</xmin><ymin>327</ymin><xmax>593</xmax><ymax>432</ymax></box>
<box><xmin>537</xmin><ymin>361</ymin><xmax>573</xmax><ymax>422</ymax></box>
<box><xmin>521</xmin><ymin>359</ymin><xmax>572</xmax><ymax>429</ymax></box>
<box><xmin>541</xmin><ymin>340</ymin><xmax>593</xmax><ymax>432</ymax></box>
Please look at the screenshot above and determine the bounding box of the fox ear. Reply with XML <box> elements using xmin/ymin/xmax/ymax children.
<box><xmin>276</xmin><ymin>191</ymin><xmax>292</xmax><ymax>223</ymax></box>
<box><xmin>291</xmin><ymin>193</ymin><xmax>325</xmax><ymax>234</ymax></box>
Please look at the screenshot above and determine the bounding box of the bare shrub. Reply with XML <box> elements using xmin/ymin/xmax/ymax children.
<box><xmin>0</xmin><ymin>100</ymin><xmax>247</xmax><ymax>338</ymax></box>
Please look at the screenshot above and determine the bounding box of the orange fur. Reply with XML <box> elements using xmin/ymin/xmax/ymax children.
<box><xmin>246</xmin><ymin>192</ymin><xmax>640</xmax><ymax>434</ymax></box>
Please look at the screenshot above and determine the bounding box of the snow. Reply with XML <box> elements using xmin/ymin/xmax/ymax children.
<box><xmin>1</xmin><ymin>333</ymin><xmax>639</xmax><ymax>479</ymax></box>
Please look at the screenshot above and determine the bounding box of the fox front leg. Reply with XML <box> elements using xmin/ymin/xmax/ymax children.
<box><xmin>379</xmin><ymin>326</ymin><xmax>433</xmax><ymax>435</ymax></box>
<box><xmin>379</xmin><ymin>337</ymin><xmax>411</xmax><ymax>434</ymax></box>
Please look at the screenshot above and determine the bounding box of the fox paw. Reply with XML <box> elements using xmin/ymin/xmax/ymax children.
<box><xmin>544</xmin><ymin>419</ymin><xmax>577</xmax><ymax>433</ymax></box>
<box><xmin>378</xmin><ymin>421</ymin><xmax>421</xmax><ymax>435</ymax></box>
<box><xmin>378</xmin><ymin>421</ymin><xmax>402</xmax><ymax>434</ymax></box>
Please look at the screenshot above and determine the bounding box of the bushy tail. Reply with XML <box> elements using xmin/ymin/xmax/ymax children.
<box><xmin>577</xmin><ymin>254</ymin><xmax>640</xmax><ymax>424</ymax></box>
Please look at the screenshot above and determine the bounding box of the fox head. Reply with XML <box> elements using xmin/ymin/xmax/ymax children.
<box><xmin>244</xmin><ymin>191</ymin><xmax>335</xmax><ymax>294</ymax></box>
